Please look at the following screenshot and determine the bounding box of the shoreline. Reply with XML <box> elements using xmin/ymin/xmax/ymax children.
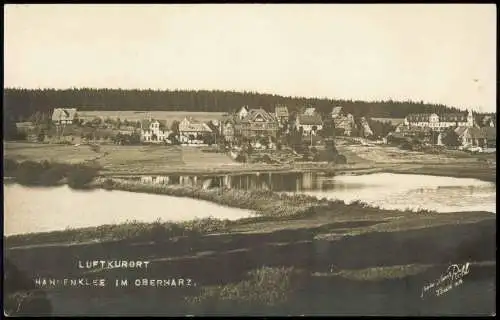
<box><xmin>99</xmin><ymin>163</ymin><xmax>496</xmax><ymax>183</ymax></box>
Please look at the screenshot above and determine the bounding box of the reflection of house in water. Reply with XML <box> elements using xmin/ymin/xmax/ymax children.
<box><xmin>141</xmin><ymin>176</ymin><xmax>169</xmax><ymax>184</ymax></box>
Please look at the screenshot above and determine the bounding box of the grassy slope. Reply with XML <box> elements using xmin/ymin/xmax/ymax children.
<box><xmin>4</xmin><ymin>142</ymin><xmax>496</xmax><ymax>181</ymax></box>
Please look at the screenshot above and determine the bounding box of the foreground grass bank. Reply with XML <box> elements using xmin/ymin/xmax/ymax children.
<box><xmin>5</xmin><ymin>209</ymin><xmax>496</xmax><ymax>316</ymax></box>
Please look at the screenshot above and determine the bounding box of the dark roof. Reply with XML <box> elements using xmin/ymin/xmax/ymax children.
<box><xmin>405</xmin><ymin>113</ymin><xmax>431</xmax><ymax>122</ymax></box>
<box><xmin>297</xmin><ymin>114</ymin><xmax>323</xmax><ymax>126</ymax></box>
<box><xmin>460</xmin><ymin>127</ymin><xmax>496</xmax><ymax>139</ymax></box>
<box><xmin>438</xmin><ymin>113</ymin><xmax>468</xmax><ymax>122</ymax></box>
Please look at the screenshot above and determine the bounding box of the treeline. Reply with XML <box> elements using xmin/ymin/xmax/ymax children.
<box><xmin>4</xmin><ymin>159</ymin><xmax>100</xmax><ymax>189</ymax></box>
<box><xmin>4</xmin><ymin>88</ymin><xmax>462</xmax><ymax>121</ymax></box>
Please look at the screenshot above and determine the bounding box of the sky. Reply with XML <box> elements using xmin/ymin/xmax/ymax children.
<box><xmin>4</xmin><ymin>4</ymin><xmax>497</xmax><ymax>112</ymax></box>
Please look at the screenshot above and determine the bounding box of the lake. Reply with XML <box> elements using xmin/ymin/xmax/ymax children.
<box><xmin>3</xmin><ymin>184</ymin><xmax>256</xmax><ymax>236</ymax></box>
<box><xmin>4</xmin><ymin>172</ymin><xmax>496</xmax><ymax>236</ymax></box>
<box><xmin>124</xmin><ymin>172</ymin><xmax>496</xmax><ymax>213</ymax></box>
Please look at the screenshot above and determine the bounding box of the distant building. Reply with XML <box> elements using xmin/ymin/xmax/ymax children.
<box><xmin>304</xmin><ymin>107</ymin><xmax>316</xmax><ymax>115</ymax></box>
<box><xmin>404</xmin><ymin>110</ymin><xmax>474</xmax><ymax>130</ymax></box>
<box><xmin>295</xmin><ymin>113</ymin><xmax>323</xmax><ymax>136</ymax></box>
<box><xmin>274</xmin><ymin>104</ymin><xmax>289</xmax><ymax>126</ymax></box>
<box><xmin>15</xmin><ymin>122</ymin><xmax>35</xmax><ymax>133</ymax></box>
<box><xmin>331</xmin><ymin>106</ymin><xmax>343</xmax><ymax>118</ymax></box>
<box><xmin>179</xmin><ymin>117</ymin><xmax>213</xmax><ymax>143</ymax></box>
<box><xmin>52</xmin><ymin>108</ymin><xmax>77</xmax><ymax>125</ymax></box>
<box><xmin>234</xmin><ymin>108</ymin><xmax>278</xmax><ymax>138</ymax></box>
<box><xmin>479</xmin><ymin>115</ymin><xmax>496</xmax><ymax>128</ymax></box>
<box><xmin>141</xmin><ymin>119</ymin><xmax>170</xmax><ymax>143</ymax></box>
<box><xmin>219</xmin><ymin>115</ymin><xmax>236</xmax><ymax>142</ymax></box>
<box><xmin>237</xmin><ymin>105</ymin><xmax>250</xmax><ymax>120</ymax></box>
<box><xmin>359</xmin><ymin>117</ymin><xmax>374</xmax><ymax>137</ymax></box>
<box><xmin>455</xmin><ymin>126</ymin><xmax>496</xmax><ymax>148</ymax></box>
<box><xmin>331</xmin><ymin>107</ymin><xmax>357</xmax><ymax>136</ymax></box>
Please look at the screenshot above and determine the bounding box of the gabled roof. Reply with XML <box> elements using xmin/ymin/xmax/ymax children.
<box><xmin>297</xmin><ymin>114</ymin><xmax>323</xmax><ymax>126</ymax></box>
<box><xmin>179</xmin><ymin>117</ymin><xmax>213</xmax><ymax>133</ymax></box>
<box><xmin>458</xmin><ymin>126</ymin><xmax>496</xmax><ymax>139</ymax></box>
<box><xmin>304</xmin><ymin>107</ymin><xmax>316</xmax><ymax>115</ymax></box>
<box><xmin>52</xmin><ymin>108</ymin><xmax>77</xmax><ymax>121</ymax></box>
<box><xmin>275</xmin><ymin>105</ymin><xmax>289</xmax><ymax>117</ymax></box>
<box><xmin>141</xmin><ymin>119</ymin><xmax>168</xmax><ymax>130</ymax></box>
<box><xmin>331</xmin><ymin>106</ymin><xmax>343</xmax><ymax>117</ymax></box>
<box><xmin>240</xmin><ymin>108</ymin><xmax>277</xmax><ymax>123</ymax></box>
<box><xmin>238</xmin><ymin>105</ymin><xmax>249</xmax><ymax>113</ymax></box>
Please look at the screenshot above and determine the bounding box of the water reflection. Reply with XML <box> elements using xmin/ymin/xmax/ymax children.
<box><xmin>125</xmin><ymin>172</ymin><xmax>496</xmax><ymax>213</ymax></box>
<box><xmin>130</xmin><ymin>172</ymin><xmax>366</xmax><ymax>192</ymax></box>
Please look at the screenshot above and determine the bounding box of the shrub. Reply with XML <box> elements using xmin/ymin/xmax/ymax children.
<box><xmin>66</xmin><ymin>165</ymin><xmax>99</xmax><ymax>189</ymax></box>
<box><xmin>335</xmin><ymin>154</ymin><xmax>347</xmax><ymax>164</ymax></box>
<box><xmin>185</xmin><ymin>266</ymin><xmax>305</xmax><ymax>314</ymax></box>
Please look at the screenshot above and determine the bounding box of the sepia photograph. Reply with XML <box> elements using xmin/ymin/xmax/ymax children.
<box><xmin>3</xmin><ymin>3</ymin><xmax>496</xmax><ymax>316</ymax></box>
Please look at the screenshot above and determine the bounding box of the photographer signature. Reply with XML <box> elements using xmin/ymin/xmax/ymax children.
<box><xmin>421</xmin><ymin>262</ymin><xmax>470</xmax><ymax>299</ymax></box>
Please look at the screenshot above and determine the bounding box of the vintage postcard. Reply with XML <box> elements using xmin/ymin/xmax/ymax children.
<box><xmin>3</xmin><ymin>4</ymin><xmax>496</xmax><ymax>316</ymax></box>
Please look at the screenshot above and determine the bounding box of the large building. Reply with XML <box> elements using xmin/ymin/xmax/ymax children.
<box><xmin>455</xmin><ymin>126</ymin><xmax>496</xmax><ymax>148</ymax></box>
<box><xmin>234</xmin><ymin>107</ymin><xmax>279</xmax><ymax>138</ymax></box>
<box><xmin>178</xmin><ymin>117</ymin><xmax>213</xmax><ymax>143</ymax></box>
<box><xmin>295</xmin><ymin>109</ymin><xmax>323</xmax><ymax>136</ymax></box>
<box><xmin>140</xmin><ymin>119</ymin><xmax>170</xmax><ymax>143</ymax></box>
<box><xmin>403</xmin><ymin>110</ymin><xmax>474</xmax><ymax>130</ymax></box>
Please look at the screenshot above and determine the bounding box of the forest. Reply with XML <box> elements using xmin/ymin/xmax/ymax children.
<box><xmin>4</xmin><ymin>88</ymin><xmax>464</xmax><ymax>122</ymax></box>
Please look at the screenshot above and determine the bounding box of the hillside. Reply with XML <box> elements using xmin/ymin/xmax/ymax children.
<box><xmin>4</xmin><ymin>88</ymin><xmax>463</xmax><ymax>122</ymax></box>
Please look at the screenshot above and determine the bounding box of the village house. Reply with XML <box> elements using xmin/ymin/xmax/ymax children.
<box><xmin>304</xmin><ymin>107</ymin><xmax>316</xmax><ymax>115</ymax></box>
<box><xmin>178</xmin><ymin>117</ymin><xmax>213</xmax><ymax>143</ymax></box>
<box><xmin>455</xmin><ymin>126</ymin><xmax>496</xmax><ymax>148</ymax></box>
<box><xmin>330</xmin><ymin>106</ymin><xmax>357</xmax><ymax>136</ymax></box>
<box><xmin>220</xmin><ymin>117</ymin><xmax>236</xmax><ymax>142</ymax></box>
<box><xmin>359</xmin><ymin>117</ymin><xmax>374</xmax><ymax>138</ymax></box>
<box><xmin>479</xmin><ymin>115</ymin><xmax>496</xmax><ymax>128</ymax></box>
<box><xmin>15</xmin><ymin>121</ymin><xmax>36</xmax><ymax>134</ymax></box>
<box><xmin>404</xmin><ymin>110</ymin><xmax>474</xmax><ymax>130</ymax></box>
<box><xmin>234</xmin><ymin>107</ymin><xmax>279</xmax><ymax>139</ymax></box>
<box><xmin>237</xmin><ymin>105</ymin><xmax>250</xmax><ymax>120</ymax></box>
<box><xmin>140</xmin><ymin>119</ymin><xmax>170</xmax><ymax>143</ymax></box>
<box><xmin>295</xmin><ymin>113</ymin><xmax>323</xmax><ymax>136</ymax></box>
<box><xmin>52</xmin><ymin>108</ymin><xmax>77</xmax><ymax>125</ymax></box>
<box><xmin>274</xmin><ymin>104</ymin><xmax>289</xmax><ymax>127</ymax></box>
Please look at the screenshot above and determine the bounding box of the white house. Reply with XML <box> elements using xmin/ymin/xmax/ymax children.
<box><xmin>140</xmin><ymin>119</ymin><xmax>171</xmax><ymax>143</ymax></box>
<box><xmin>178</xmin><ymin>117</ymin><xmax>213</xmax><ymax>143</ymax></box>
<box><xmin>404</xmin><ymin>110</ymin><xmax>474</xmax><ymax>130</ymax></box>
<box><xmin>237</xmin><ymin>106</ymin><xmax>250</xmax><ymax>120</ymax></box>
<box><xmin>52</xmin><ymin>108</ymin><xmax>77</xmax><ymax>125</ymax></box>
<box><xmin>295</xmin><ymin>113</ymin><xmax>323</xmax><ymax>136</ymax></box>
